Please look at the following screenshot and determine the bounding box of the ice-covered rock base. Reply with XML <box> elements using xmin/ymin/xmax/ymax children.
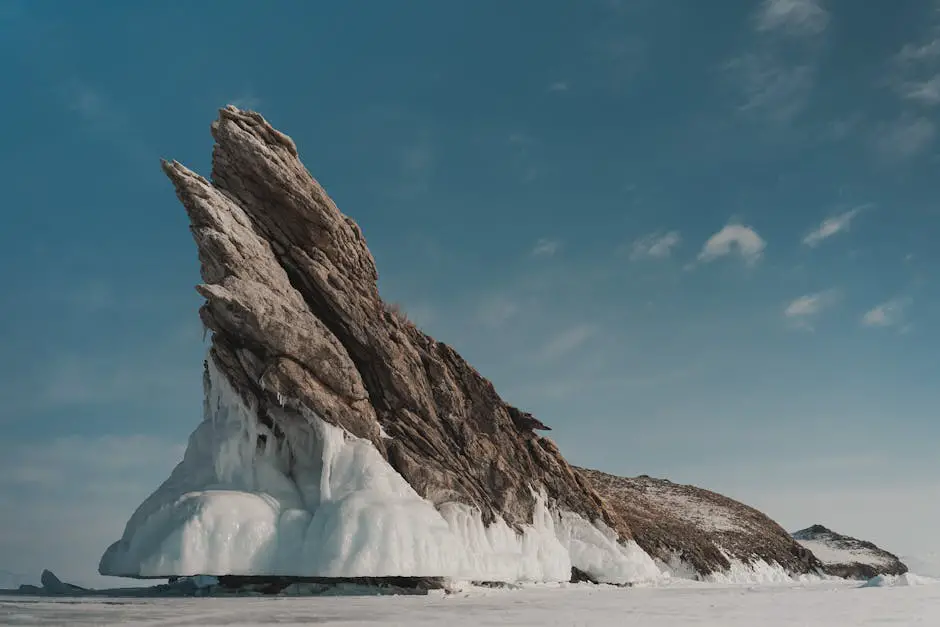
<box><xmin>100</xmin><ymin>357</ymin><xmax>661</xmax><ymax>585</ymax></box>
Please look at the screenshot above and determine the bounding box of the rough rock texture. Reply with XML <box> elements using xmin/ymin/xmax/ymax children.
<box><xmin>578</xmin><ymin>469</ymin><xmax>823</xmax><ymax>576</ymax></box>
<box><xmin>792</xmin><ymin>525</ymin><xmax>908</xmax><ymax>580</ymax></box>
<box><xmin>163</xmin><ymin>105</ymin><xmax>622</xmax><ymax>536</ymax></box>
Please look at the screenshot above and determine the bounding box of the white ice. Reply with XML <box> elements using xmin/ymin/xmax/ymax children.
<box><xmin>860</xmin><ymin>573</ymin><xmax>940</xmax><ymax>587</ymax></box>
<box><xmin>99</xmin><ymin>356</ymin><xmax>661</xmax><ymax>584</ymax></box>
<box><xmin>3</xmin><ymin>578</ymin><xmax>939</xmax><ymax>626</ymax></box>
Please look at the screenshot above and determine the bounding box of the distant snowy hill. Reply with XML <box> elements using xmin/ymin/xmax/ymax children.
<box><xmin>792</xmin><ymin>525</ymin><xmax>907</xmax><ymax>579</ymax></box>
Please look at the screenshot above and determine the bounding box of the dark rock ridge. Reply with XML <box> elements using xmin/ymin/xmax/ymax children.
<box><xmin>792</xmin><ymin>525</ymin><xmax>908</xmax><ymax>580</ymax></box>
<box><xmin>579</xmin><ymin>469</ymin><xmax>823</xmax><ymax>576</ymax></box>
<box><xmin>162</xmin><ymin>105</ymin><xmax>622</xmax><ymax>536</ymax></box>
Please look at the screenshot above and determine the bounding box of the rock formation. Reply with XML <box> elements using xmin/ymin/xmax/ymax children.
<box><xmin>792</xmin><ymin>525</ymin><xmax>908</xmax><ymax>580</ymax></box>
<box><xmin>97</xmin><ymin>106</ymin><xmax>838</xmax><ymax>585</ymax></box>
<box><xmin>98</xmin><ymin>106</ymin><xmax>658</xmax><ymax>584</ymax></box>
<box><xmin>169</xmin><ymin>106</ymin><xmax>611</xmax><ymax>531</ymax></box>
<box><xmin>579</xmin><ymin>469</ymin><xmax>822</xmax><ymax>577</ymax></box>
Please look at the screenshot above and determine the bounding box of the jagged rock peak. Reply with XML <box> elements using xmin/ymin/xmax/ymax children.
<box><xmin>792</xmin><ymin>525</ymin><xmax>908</xmax><ymax>580</ymax></box>
<box><xmin>163</xmin><ymin>105</ymin><xmax>621</xmax><ymax>533</ymax></box>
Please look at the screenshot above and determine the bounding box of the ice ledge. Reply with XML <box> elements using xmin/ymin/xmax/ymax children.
<box><xmin>100</xmin><ymin>356</ymin><xmax>662</xmax><ymax>585</ymax></box>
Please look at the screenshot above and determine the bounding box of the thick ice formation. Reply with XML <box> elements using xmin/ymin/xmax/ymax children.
<box><xmin>100</xmin><ymin>358</ymin><xmax>661</xmax><ymax>584</ymax></box>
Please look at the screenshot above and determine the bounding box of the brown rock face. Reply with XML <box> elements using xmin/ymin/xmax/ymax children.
<box><xmin>579</xmin><ymin>469</ymin><xmax>823</xmax><ymax>576</ymax></box>
<box><xmin>164</xmin><ymin>106</ymin><xmax>621</xmax><ymax>535</ymax></box>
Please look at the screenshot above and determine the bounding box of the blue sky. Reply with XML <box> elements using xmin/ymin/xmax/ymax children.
<box><xmin>1</xmin><ymin>0</ymin><xmax>938</xmax><ymax>586</ymax></box>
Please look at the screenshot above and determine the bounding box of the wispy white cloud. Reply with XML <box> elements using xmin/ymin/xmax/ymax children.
<box><xmin>548</xmin><ymin>81</ymin><xmax>569</xmax><ymax>92</ymax></box>
<box><xmin>784</xmin><ymin>291</ymin><xmax>835</xmax><ymax>317</ymax></box>
<box><xmin>396</xmin><ymin>131</ymin><xmax>435</xmax><ymax>197</ymax></box>
<box><xmin>536</xmin><ymin>325</ymin><xmax>597</xmax><ymax>361</ymax></box>
<box><xmin>62</xmin><ymin>79</ymin><xmax>151</xmax><ymax>160</ymax></box>
<box><xmin>824</xmin><ymin>114</ymin><xmax>865</xmax><ymax>142</ymax></box>
<box><xmin>898</xmin><ymin>33</ymin><xmax>940</xmax><ymax>63</ymax></box>
<box><xmin>476</xmin><ymin>294</ymin><xmax>520</xmax><ymax>328</ymax></box>
<box><xmin>629</xmin><ymin>231</ymin><xmax>681</xmax><ymax>260</ymax></box>
<box><xmin>902</xmin><ymin>74</ymin><xmax>940</xmax><ymax>105</ymax></box>
<box><xmin>229</xmin><ymin>93</ymin><xmax>263</xmax><ymax>110</ymax></box>
<box><xmin>882</xmin><ymin>5</ymin><xmax>940</xmax><ymax>155</ymax></box>
<box><xmin>698</xmin><ymin>224</ymin><xmax>766</xmax><ymax>265</ymax></box>
<box><xmin>726</xmin><ymin>0</ymin><xmax>827</xmax><ymax>124</ymax></box>
<box><xmin>874</xmin><ymin>116</ymin><xmax>936</xmax><ymax>160</ymax></box>
<box><xmin>754</xmin><ymin>0</ymin><xmax>829</xmax><ymax>36</ymax></box>
<box><xmin>532</xmin><ymin>238</ymin><xmax>561</xmax><ymax>257</ymax></box>
<box><xmin>727</xmin><ymin>54</ymin><xmax>816</xmax><ymax>123</ymax></box>
<box><xmin>802</xmin><ymin>206</ymin><xmax>865</xmax><ymax>247</ymax></box>
<box><xmin>861</xmin><ymin>298</ymin><xmax>911</xmax><ymax>328</ymax></box>
<box><xmin>784</xmin><ymin>290</ymin><xmax>839</xmax><ymax>330</ymax></box>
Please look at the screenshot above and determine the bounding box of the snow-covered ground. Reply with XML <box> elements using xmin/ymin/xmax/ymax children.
<box><xmin>2</xmin><ymin>579</ymin><xmax>938</xmax><ymax>626</ymax></box>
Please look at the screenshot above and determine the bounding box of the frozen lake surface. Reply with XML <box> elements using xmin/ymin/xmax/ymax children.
<box><xmin>2</xmin><ymin>579</ymin><xmax>938</xmax><ymax>626</ymax></box>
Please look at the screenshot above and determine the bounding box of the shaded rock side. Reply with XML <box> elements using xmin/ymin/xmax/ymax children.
<box><xmin>578</xmin><ymin>468</ymin><xmax>823</xmax><ymax>576</ymax></box>
<box><xmin>792</xmin><ymin>524</ymin><xmax>908</xmax><ymax>580</ymax></box>
<box><xmin>161</xmin><ymin>105</ymin><xmax>622</xmax><ymax>537</ymax></box>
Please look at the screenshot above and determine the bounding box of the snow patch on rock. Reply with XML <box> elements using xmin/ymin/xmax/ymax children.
<box><xmin>640</xmin><ymin>485</ymin><xmax>741</xmax><ymax>533</ymax></box>
<box><xmin>100</xmin><ymin>356</ymin><xmax>662</xmax><ymax>584</ymax></box>
<box><xmin>797</xmin><ymin>539</ymin><xmax>892</xmax><ymax>568</ymax></box>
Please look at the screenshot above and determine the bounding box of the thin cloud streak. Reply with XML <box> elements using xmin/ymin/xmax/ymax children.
<box><xmin>861</xmin><ymin>298</ymin><xmax>911</xmax><ymax>328</ymax></box>
<box><xmin>754</xmin><ymin>0</ymin><xmax>829</xmax><ymax>36</ymax></box>
<box><xmin>784</xmin><ymin>290</ymin><xmax>839</xmax><ymax>330</ymax></box>
<box><xmin>531</xmin><ymin>238</ymin><xmax>561</xmax><ymax>257</ymax></box>
<box><xmin>802</xmin><ymin>207</ymin><xmax>865</xmax><ymax>247</ymax></box>
<box><xmin>630</xmin><ymin>231</ymin><xmax>681</xmax><ymax>260</ymax></box>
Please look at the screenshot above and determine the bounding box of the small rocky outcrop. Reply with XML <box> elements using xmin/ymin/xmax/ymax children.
<box><xmin>579</xmin><ymin>469</ymin><xmax>822</xmax><ymax>576</ymax></box>
<box><xmin>792</xmin><ymin>525</ymin><xmax>908</xmax><ymax>580</ymax></box>
<box><xmin>5</xmin><ymin>570</ymin><xmax>87</xmax><ymax>596</ymax></box>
